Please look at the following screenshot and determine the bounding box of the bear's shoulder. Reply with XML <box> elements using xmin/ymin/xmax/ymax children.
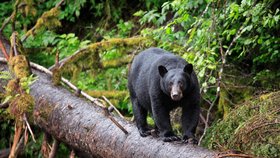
<box><xmin>156</xmin><ymin>54</ymin><xmax>188</xmax><ymax>70</ymax></box>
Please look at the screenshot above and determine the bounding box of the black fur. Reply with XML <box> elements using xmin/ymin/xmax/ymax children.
<box><xmin>128</xmin><ymin>47</ymin><xmax>200</xmax><ymax>143</ymax></box>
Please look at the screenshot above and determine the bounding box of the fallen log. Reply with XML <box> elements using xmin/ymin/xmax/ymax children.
<box><xmin>0</xmin><ymin>58</ymin><xmax>216</xmax><ymax>158</ymax></box>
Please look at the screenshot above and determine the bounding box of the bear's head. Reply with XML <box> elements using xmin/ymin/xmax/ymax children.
<box><xmin>158</xmin><ymin>64</ymin><xmax>193</xmax><ymax>101</ymax></box>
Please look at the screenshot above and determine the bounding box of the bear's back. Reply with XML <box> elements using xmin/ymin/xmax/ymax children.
<box><xmin>133</xmin><ymin>47</ymin><xmax>170</xmax><ymax>65</ymax></box>
<box><xmin>130</xmin><ymin>48</ymin><xmax>165</xmax><ymax>75</ymax></box>
<box><xmin>131</xmin><ymin>47</ymin><xmax>186</xmax><ymax>72</ymax></box>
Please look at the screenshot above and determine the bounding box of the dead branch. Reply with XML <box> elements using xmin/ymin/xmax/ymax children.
<box><xmin>14</xmin><ymin>135</ymin><xmax>24</xmax><ymax>157</ymax></box>
<box><xmin>49</xmin><ymin>139</ymin><xmax>59</xmax><ymax>158</ymax></box>
<box><xmin>23</xmin><ymin>113</ymin><xmax>36</xmax><ymax>142</ymax></box>
<box><xmin>69</xmin><ymin>150</ymin><xmax>75</xmax><ymax>158</ymax></box>
<box><xmin>9</xmin><ymin>122</ymin><xmax>23</xmax><ymax>158</ymax></box>
<box><xmin>102</xmin><ymin>107</ymin><xmax>128</xmax><ymax>135</ymax></box>
<box><xmin>11</xmin><ymin>0</ymin><xmax>20</xmax><ymax>32</ymax></box>
<box><xmin>41</xmin><ymin>133</ymin><xmax>52</xmax><ymax>157</ymax></box>
<box><xmin>102</xmin><ymin>96</ymin><xmax>125</xmax><ymax>119</ymax></box>
<box><xmin>0</xmin><ymin>102</ymin><xmax>9</xmax><ymax>109</ymax></box>
<box><xmin>0</xmin><ymin>16</ymin><xmax>11</xmax><ymax>32</ymax></box>
<box><xmin>217</xmin><ymin>153</ymin><xmax>254</xmax><ymax>158</ymax></box>
<box><xmin>0</xmin><ymin>37</ymin><xmax>9</xmax><ymax>60</ymax></box>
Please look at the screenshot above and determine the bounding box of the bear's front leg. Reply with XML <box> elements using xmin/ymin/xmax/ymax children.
<box><xmin>151</xmin><ymin>101</ymin><xmax>180</xmax><ymax>142</ymax></box>
<box><xmin>181</xmin><ymin>103</ymin><xmax>200</xmax><ymax>144</ymax></box>
<box><xmin>131</xmin><ymin>98</ymin><xmax>151</xmax><ymax>137</ymax></box>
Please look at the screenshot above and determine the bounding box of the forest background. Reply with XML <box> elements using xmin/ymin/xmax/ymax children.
<box><xmin>0</xmin><ymin>0</ymin><xmax>279</xmax><ymax>157</ymax></box>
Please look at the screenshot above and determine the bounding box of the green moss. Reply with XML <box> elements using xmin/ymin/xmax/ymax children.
<box><xmin>8</xmin><ymin>93</ymin><xmax>34</xmax><ymax>119</ymax></box>
<box><xmin>6</xmin><ymin>79</ymin><xmax>20</xmax><ymax>96</ymax></box>
<box><xmin>9</xmin><ymin>55</ymin><xmax>31</xmax><ymax>79</ymax></box>
<box><xmin>59</xmin><ymin>37</ymin><xmax>153</xmax><ymax>77</ymax></box>
<box><xmin>25</xmin><ymin>7</ymin><xmax>61</xmax><ymax>37</ymax></box>
<box><xmin>0</xmin><ymin>93</ymin><xmax>3</xmax><ymax>100</ymax></box>
<box><xmin>51</xmin><ymin>67</ymin><xmax>61</xmax><ymax>86</ymax></box>
<box><xmin>218</xmin><ymin>89</ymin><xmax>231</xmax><ymax>118</ymax></box>
<box><xmin>38</xmin><ymin>102</ymin><xmax>53</xmax><ymax>121</ymax></box>
<box><xmin>10</xmin><ymin>32</ymin><xmax>27</xmax><ymax>56</ymax></box>
<box><xmin>201</xmin><ymin>91</ymin><xmax>280</xmax><ymax>158</ymax></box>
<box><xmin>102</xmin><ymin>55</ymin><xmax>132</xmax><ymax>68</ymax></box>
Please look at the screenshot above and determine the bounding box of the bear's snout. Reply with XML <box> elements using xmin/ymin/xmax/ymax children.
<box><xmin>171</xmin><ymin>86</ymin><xmax>183</xmax><ymax>101</ymax></box>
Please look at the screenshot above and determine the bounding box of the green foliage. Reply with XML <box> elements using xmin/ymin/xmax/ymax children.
<box><xmin>201</xmin><ymin>91</ymin><xmax>280</xmax><ymax>158</ymax></box>
<box><xmin>22</xmin><ymin>130</ymin><xmax>71</xmax><ymax>157</ymax></box>
<box><xmin>136</xmin><ymin>2</ymin><xmax>280</xmax><ymax>156</ymax></box>
<box><xmin>36</xmin><ymin>0</ymin><xmax>86</xmax><ymax>22</ymax></box>
<box><xmin>76</xmin><ymin>66</ymin><xmax>127</xmax><ymax>91</ymax></box>
<box><xmin>1</xmin><ymin>0</ymin><xmax>280</xmax><ymax>156</ymax></box>
<box><xmin>23</xmin><ymin>130</ymin><xmax>43</xmax><ymax>157</ymax></box>
<box><xmin>0</xmin><ymin>2</ymin><xmax>14</xmax><ymax>37</ymax></box>
<box><xmin>52</xmin><ymin>33</ymin><xmax>90</xmax><ymax>59</ymax></box>
<box><xmin>0</xmin><ymin>2</ymin><xmax>13</xmax><ymax>18</ymax></box>
<box><xmin>116</xmin><ymin>20</ymin><xmax>134</xmax><ymax>37</ymax></box>
<box><xmin>76</xmin><ymin>64</ymin><xmax>130</xmax><ymax>114</ymax></box>
<box><xmin>24</xmin><ymin>31</ymin><xmax>90</xmax><ymax>67</ymax></box>
<box><xmin>19</xmin><ymin>74</ymin><xmax>38</xmax><ymax>94</ymax></box>
<box><xmin>0</xmin><ymin>71</ymin><xmax>12</xmax><ymax>80</ymax></box>
<box><xmin>141</xmin><ymin>0</ymin><xmax>168</xmax><ymax>10</ymax></box>
<box><xmin>0</xmin><ymin>72</ymin><xmax>37</xmax><ymax>104</ymax></box>
<box><xmin>59</xmin><ymin>0</ymin><xmax>87</xmax><ymax>22</ymax></box>
<box><xmin>95</xmin><ymin>19</ymin><xmax>135</xmax><ymax>39</ymax></box>
<box><xmin>0</xmin><ymin>119</ymin><xmax>13</xmax><ymax>149</ymax></box>
<box><xmin>137</xmin><ymin>0</ymin><xmax>280</xmax><ymax>91</ymax></box>
<box><xmin>136</xmin><ymin>10</ymin><xmax>162</xmax><ymax>25</ymax></box>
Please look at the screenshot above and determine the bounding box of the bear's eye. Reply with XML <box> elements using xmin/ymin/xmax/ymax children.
<box><xmin>168</xmin><ymin>82</ymin><xmax>173</xmax><ymax>89</ymax></box>
<box><xmin>178</xmin><ymin>81</ymin><xmax>182</xmax><ymax>86</ymax></box>
<box><xmin>168</xmin><ymin>82</ymin><xmax>173</xmax><ymax>91</ymax></box>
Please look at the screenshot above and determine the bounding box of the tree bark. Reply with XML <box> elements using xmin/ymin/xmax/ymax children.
<box><xmin>0</xmin><ymin>62</ymin><xmax>216</xmax><ymax>158</ymax></box>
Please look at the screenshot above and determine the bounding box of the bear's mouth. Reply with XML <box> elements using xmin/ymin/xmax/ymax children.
<box><xmin>171</xmin><ymin>94</ymin><xmax>182</xmax><ymax>101</ymax></box>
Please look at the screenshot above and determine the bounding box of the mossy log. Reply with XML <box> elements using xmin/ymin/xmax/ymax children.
<box><xmin>57</xmin><ymin>37</ymin><xmax>151</xmax><ymax>71</ymax></box>
<box><xmin>47</xmin><ymin>37</ymin><xmax>152</xmax><ymax>81</ymax></box>
<box><xmin>0</xmin><ymin>62</ymin><xmax>216</xmax><ymax>158</ymax></box>
<box><xmin>102</xmin><ymin>55</ymin><xmax>133</xmax><ymax>68</ymax></box>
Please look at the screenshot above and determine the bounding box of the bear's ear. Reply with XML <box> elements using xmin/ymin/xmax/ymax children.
<box><xmin>184</xmin><ymin>64</ymin><xmax>193</xmax><ymax>74</ymax></box>
<box><xmin>158</xmin><ymin>65</ymin><xmax>168</xmax><ymax>77</ymax></box>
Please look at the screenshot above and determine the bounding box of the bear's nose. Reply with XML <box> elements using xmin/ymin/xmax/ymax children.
<box><xmin>171</xmin><ymin>85</ymin><xmax>183</xmax><ymax>101</ymax></box>
<box><xmin>171</xmin><ymin>92</ymin><xmax>182</xmax><ymax>101</ymax></box>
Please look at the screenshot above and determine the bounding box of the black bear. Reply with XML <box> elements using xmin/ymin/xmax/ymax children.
<box><xmin>128</xmin><ymin>47</ymin><xmax>200</xmax><ymax>143</ymax></box>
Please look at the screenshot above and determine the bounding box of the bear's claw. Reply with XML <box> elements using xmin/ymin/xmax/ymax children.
<box><xmin>162</xmin><ymin>135</ymin><xmax>181</xmax><ymax>142</ymax></box>
<box><xmin>139</xmin><ymin>129</ymin><xmax>152</xmax><ymax>137</ymax></box>
<box><xmin>183</xmin><ymin>137</ymin><xmax>198</xmax><ymax>145</ymax></box>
